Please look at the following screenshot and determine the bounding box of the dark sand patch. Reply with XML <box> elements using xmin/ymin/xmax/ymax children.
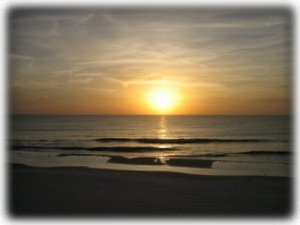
<box><xmin>170</xmin><ymin>153</ymin><xmax>228</xmax><ymax>158</ymax></box>
<box><xmin>108</xmin><ymin>156</ymin><xmax>164</xmax><ymax>165</ymax></box>
<box><xmin>58</xmin><ymin>153</ymin><xmax>100</xmax><ymax>157</ymax></box>
<box><xmin>166</xmin><ymin>158</ymin><xmax>214</xmax><ymax>168</ymax></box>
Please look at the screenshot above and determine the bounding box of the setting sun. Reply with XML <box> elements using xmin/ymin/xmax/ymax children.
<box><xmin>148</xmin><ymin>89</ymin><xmax>179</xmax><ymax>114</ymax></box>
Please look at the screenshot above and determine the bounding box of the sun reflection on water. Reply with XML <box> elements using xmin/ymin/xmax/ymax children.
<box><xmin>155</xmin><ymin>116</ymin><xmax>174</xmax><ymax>160</ymax></box>
<box><xmin>158</xmin><ymin>116</ymin><xmax>168</xmax><ymax>139</ymax></box>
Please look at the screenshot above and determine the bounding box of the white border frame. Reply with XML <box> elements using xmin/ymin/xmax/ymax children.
<box><xmin>0</xmin><ymin>0</ymin><xmax>298</xmax><ymax>224</ymax></box>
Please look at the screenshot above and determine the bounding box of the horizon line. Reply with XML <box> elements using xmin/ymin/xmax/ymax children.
<box><xmin>9</xmin><ymin>113</ymin><xmax>291</xmax><ymax>116</ymax></box>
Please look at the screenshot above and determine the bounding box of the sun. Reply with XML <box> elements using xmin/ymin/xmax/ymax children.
<box><xmin>153</xmin><ymin>91</ymin><xmax>173</xmax><ymax>110</ymax></box>
<box><xmin>148</xmin><ymin>89</ymin><xmax>178</xmax><ymax>114</ymax></box>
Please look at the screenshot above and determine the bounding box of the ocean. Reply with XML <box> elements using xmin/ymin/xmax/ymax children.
<box><xmin>9</xmin><ymin>115</ymin><xmax>292</xmax><ymax>177</ymax></box>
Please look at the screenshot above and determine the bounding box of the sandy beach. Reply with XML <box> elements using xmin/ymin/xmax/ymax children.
<box><xmin>9</xmin><ymin>163</ymin><xmax>292</xmax><ymax>217</ymax></box>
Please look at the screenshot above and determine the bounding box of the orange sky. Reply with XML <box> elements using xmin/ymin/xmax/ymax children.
<box><xmin>10</xmin><ymin>8</ymin><xmax>291</xmax><ymax>115</ymax></box>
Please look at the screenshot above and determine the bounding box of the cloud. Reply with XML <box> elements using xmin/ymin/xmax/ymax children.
<box><xmin>9</xmin><ymin>8</ymin><xmax>291</xmax><ymax>114</ymax></box>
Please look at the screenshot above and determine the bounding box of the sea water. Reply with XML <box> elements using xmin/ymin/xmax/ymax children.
<box><xmin>9</xmin><ymin>115</ymin><xmax>292</xmax><ymax>177</ymax></box>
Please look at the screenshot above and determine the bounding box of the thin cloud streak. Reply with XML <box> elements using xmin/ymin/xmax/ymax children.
<box><xmin>9</xmin><ymin>8</ymin><xmax>292</xmax><ymax>115</ymax></box>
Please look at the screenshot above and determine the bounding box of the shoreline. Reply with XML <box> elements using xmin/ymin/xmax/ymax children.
<box><xmin>11</xmin><ymin>150</ymin><xmax>291</xmax><ymax>177</ymax></box>
<box><xmin>9</xmin><ymin>163</ymin><xmax>292</xmax><ymax>216</ymax></box>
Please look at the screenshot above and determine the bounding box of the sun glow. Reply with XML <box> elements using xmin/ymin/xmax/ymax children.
<box><xmin>148</xmin><ymin>89</ymin><xmax>179</xmax><ymax>114</ymax></box>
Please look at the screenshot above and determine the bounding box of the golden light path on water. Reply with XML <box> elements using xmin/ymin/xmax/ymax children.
<box><xmin>157</xmin><ymin>116</ymin><xmax>169</xmax><ymax>162</ymax></box>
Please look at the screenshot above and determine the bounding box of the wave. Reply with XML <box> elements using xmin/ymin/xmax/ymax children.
<box><xmin>11</xmin><ymin>145</ymin><xmax>175</xmax><ymax>153</ymax></box>
<box><xmin>172</xmin><ymin>151</ymin><xmax>290</xmax><ymax>158</ymax></box>
<box><xmin>231</xmin><ymin>151</ymin><xmax>290</xmax><ymax>155</ymax></box>
<box><xmin>160</xmin><ymin>151</ymin><xmax>290</xmax><ymax>159</ymax></box>
<box><xmin>94</xmin><ymin>137</ymin><xmax>280</xmax><ymax>144</ymax></box>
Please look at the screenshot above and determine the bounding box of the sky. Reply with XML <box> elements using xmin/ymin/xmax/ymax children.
<box><xmin>9</xmin><ymin>8</ymin><xmax>292</xmax><ymax>115</ymax></box>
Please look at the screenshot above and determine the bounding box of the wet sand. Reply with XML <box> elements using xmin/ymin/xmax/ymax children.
<box><xmin>9</xmin><ymin>163</ymin><xmax>292</xmax><ymax>217</ymax></box>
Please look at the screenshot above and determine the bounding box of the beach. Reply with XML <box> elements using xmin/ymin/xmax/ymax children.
<box><xmin>9</xmin><ymin>163</ymin><xmax>292</xmax><ymax>217</ymax></box>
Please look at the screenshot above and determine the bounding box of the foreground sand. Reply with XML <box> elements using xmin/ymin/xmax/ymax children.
<box><xmin>9</xmin><ymin>164</ymin><xmax>291</xmax><ymax>217</ymax></box>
